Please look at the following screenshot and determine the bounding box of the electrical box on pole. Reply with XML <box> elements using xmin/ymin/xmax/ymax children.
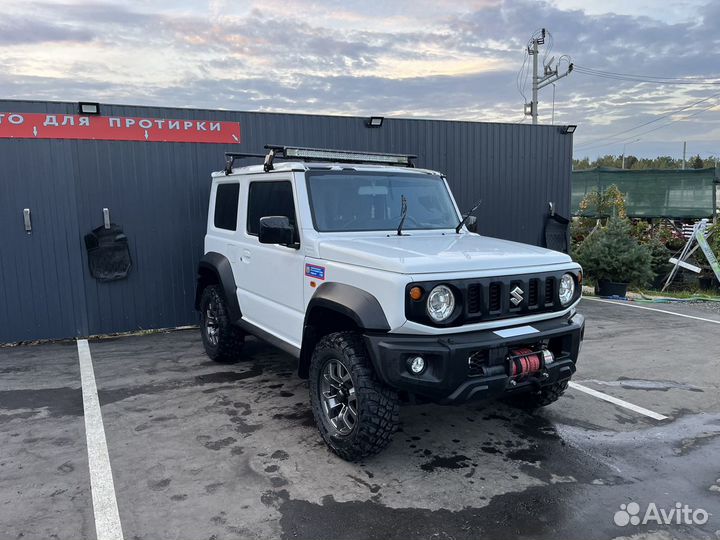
<box><xmin>523</xmin><ymin>29</ymin><xmax>573</xmax><ymax>125</ymax></box>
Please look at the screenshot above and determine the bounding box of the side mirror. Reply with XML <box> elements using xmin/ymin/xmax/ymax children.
<box><xmin>259</xmin><ymin>216</ymin><xmax>296</xmax><ymax>247</ymax></box>
<box><xmin>466</xmin><ymin>215</ymin><xmax>478</xmax><ymax>233</ymax></box>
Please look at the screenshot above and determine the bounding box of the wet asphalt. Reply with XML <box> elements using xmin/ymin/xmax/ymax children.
<box><xmin>1</xmin><ymin>298</ymin><xmax>720</xmax><ymax>540</ymax></box>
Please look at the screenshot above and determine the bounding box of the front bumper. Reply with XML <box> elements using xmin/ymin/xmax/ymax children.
<box><xmin>364</xmin><ymin>312</ymin><xmax>585</xmax><ymax>404</ymax></box>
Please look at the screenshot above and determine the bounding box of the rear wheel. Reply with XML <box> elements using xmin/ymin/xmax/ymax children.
<box><xmin>506</xmin><ymin>380</ymin><xmax>568</xmax><ymax>409</ymax></box>
<box><xmin>309</xmin><ymin>331</ymin><xmax>399</xmax><ymax>461</ymax></box>
<box><xmin>199</xmin><ymin>285</ymin><xmax>244</xmax><ymax>362</ymax></box>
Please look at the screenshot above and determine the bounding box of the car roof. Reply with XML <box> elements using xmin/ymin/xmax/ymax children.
<box><xmin>212</xmin><ymin>161</ymin><xmax>443</xmax><ymax>178</ymax></box>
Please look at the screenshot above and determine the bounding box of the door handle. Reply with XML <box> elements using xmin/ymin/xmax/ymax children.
<box><xmin>242</xmin><ymin>249</ymin><xmax>251</xmax><ymax>263</ymax></box>
<box><xmin>23</xmin><ymin>208</ymin><xmax>32</xmax><ymax>234</ymax></box>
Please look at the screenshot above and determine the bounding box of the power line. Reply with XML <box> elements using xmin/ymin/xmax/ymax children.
<box><xmin>574</xmin><ymin>90</ymin><xmax>720</xmax><ymax>150</ymax></box>
<box><xmin>574</xmin><ymin>67</ymin><xmax>720</xmax><ymax>86</ymax></box>
<box><xmin>573</xmin><ymin>64</ymin><xmax>720</xmax><ymax>85</ymax></box>
<box><xmin>575</xmin><ymin>97</ymin><xmax>720</xmax><ymax>153</ymax></box>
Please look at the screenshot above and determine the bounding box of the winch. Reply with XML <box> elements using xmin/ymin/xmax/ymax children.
<box><xmin>508</xmin><ymin>347</ymin><xmax>554</xmax><ymax>380</ymax></box>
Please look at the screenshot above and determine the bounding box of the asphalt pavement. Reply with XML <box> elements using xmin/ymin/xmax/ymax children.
<box><xmin>1</xmin><ymin>298</ymin><xmax>719</xmax><ymax>540</ymax></box>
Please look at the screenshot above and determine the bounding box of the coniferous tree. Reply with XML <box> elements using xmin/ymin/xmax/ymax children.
<box><xmin>574</xmin><ymin>216</ymin><xmax>654</xmax><ymax>286</ymax></box>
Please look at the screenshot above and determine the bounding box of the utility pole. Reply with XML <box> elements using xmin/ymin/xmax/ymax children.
<box><xmin>622</xmin><ymin>138</ymin><xmax>640</xmax><ymax>169</ymax></box>
<box><xmin>682</xmin><ymin>141</ymin><xmax>687</xmax><ymax>169</ymax></box>
<box><xmin>531</xmin><ymin>36</ymin><xmax>539</xmax><ymax>124</ymax></box>
<box><xmin>523</xmin><ymin>29</ymin><xmax>573</xmax><ymax>125</ymax></box>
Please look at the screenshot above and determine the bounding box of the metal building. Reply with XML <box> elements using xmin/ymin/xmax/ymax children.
<box><xmin>0</xmin><ymin>99</ymin><xmax>574</xmax><ymax>343</ymax></box>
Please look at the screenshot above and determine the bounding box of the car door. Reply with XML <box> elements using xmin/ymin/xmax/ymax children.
<box><xmin>236</xmin><ymin>176</ymin><xmax>304</xmax><ymax>349</ymax></box>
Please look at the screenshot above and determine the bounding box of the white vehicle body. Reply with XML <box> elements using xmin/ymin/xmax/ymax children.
<box><xmin>204</xmin><ymin>162</ymin><xmax>581</xmax><ymax>349</ymax></box>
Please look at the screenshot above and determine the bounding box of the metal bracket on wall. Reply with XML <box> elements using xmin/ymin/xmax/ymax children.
<box><xmin>23</xmin><ymin>208</ymin><xmax>32</xmax><ymax>234</ymax></box>
<box><xmin>103</xmin><ymin>208</ymin><xmax>111</xmax><ymax>229</ymax></box>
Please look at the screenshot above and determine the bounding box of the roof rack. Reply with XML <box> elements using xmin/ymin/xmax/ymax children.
<box><xmin>262</xmin><ymin>145</ymin><xmax>416</xmax><ymax>172</ymax></box>
<box><xmin>224</xmin><ymin>152</ymin><xmax>266</xmax><ymax>175</ymax></box>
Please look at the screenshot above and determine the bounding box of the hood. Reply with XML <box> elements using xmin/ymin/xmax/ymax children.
<box><xmin>316</xmin><ymin>233</ymin><xmax>572</xmax><ymax>274</ymax></box>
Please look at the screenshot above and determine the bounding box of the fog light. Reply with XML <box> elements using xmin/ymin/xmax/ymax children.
<box><xmin>407</xmin><ymin>356</ymin><xmax>426</xmax><ymax>375</ymax></box>
<box><xmin>542</xmin><ymin>349</ymin><xmax>555</xmax><ymax>365</ymax></box>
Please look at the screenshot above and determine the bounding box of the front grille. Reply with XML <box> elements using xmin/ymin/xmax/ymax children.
<box><xmin>488</xmin><ymin>282</ymin><xmax>502</xmax><ymax>312</ymax></box>
<box><xmin>544</xmin><ymin>277</ymin><xmax>555</xmax><ymax>305</ymax></box>
<box><xmin>461</xmin><ymin>273</ymin><xmax>563</xmax><ymax>323</ymax></box>
<box><xmin>467</xmin><ymin>284</ymin><xmax>481</xmax><ymax>313</ymax></box>
<box><xmin>528</xmin><ymin>278</ymin><xmax>539</xmax><ymax>308</ymax></box>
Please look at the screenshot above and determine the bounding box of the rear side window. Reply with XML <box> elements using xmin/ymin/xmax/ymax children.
<box><xmin>247</xmin><ymin>181</ymin><xmax>297</xmax><ymax>236</ymax></box>
<box><xmin>214</xmin><ymin>183</ymin><xmax>240</xmax><ymax>230</ymax></box>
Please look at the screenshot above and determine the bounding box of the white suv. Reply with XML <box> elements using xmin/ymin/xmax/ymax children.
<box><xmin>196</xmin><ymin>145</ymin><xmax>585</xmax><ymax>461</ymax></box>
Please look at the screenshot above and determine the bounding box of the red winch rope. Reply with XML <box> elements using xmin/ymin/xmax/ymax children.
<box><xmin>510</xmin><ymin>347</ymin><xmax>542</xmax><ymax>376</ymax></box>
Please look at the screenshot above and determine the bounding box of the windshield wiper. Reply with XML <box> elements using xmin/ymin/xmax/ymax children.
<box><xmin>455</xmin><ymin>199</ymin><xmax>482</xmax><ymax>233</ymax></box>
<box><xmin>396</xmin><ymin>195</ymin><xmax>408</xmax><ymax>236</ymax></box>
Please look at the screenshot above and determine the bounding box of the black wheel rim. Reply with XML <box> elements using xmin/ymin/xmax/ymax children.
<box><xmin>320</xmin><ymin>359</ymin><xmax>358</xmax><ymax>436</ymax></box>
<box><xmin>204</xmin><ymin>300</ymin><xmax>219</xmax><ymax>346</ymax></box>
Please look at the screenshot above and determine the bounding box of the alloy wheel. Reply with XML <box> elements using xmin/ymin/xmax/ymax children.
<box><xmin>205</xmin><ymin>301</ymin><xmax>219</xmax><ymax>346</ymax></box>
<box><xmin>320</xmin><ymin>359</ymin><xmax>358</xmax><ymax>436</ymax></box>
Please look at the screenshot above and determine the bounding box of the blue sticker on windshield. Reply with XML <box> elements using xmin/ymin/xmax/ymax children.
<box><xmin>305</xmin><ymin>264</ymin><xmax>325</xmax><ymax>280</ymax></box>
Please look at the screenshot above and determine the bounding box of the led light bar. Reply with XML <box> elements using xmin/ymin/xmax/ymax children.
<box><xmin>264</xmin><ymin>145</ymin><xmax>416</xmax><ymax>169</ymax></box>
<box><xmin>285</xmin><ymin>147</ymin><xmax>410</xmax><ymax>164</ymax></box>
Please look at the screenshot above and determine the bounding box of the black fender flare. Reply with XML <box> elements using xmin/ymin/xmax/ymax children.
<box><xmin>195</xmin><ymin>252</ymin><xmax>242</xmax><ymax>323</ymax></box>
<box><xmin>305</xmin><ymin>282</ymin><xmax>390</xmax><ymax>331</ymax></box>
<box><xmin>298</xmin><ymin>282</ymin><xmax>390</xmax><ymax>378</ymax></box>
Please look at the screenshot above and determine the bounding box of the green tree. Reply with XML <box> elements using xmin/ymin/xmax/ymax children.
<box><xmin>572</xmin><ymin>155</ymin><xmax>685</xmax><ymax>170</ymax></box>
<box><xmin>690</xmin><ymin>155</ymin><xmax>704</xmax><ymax>169</ymax></box>
<box><xmin>577</xmin><ymin>184</ymin><xmax>627</xmax><ymax>218</ymax></box>
<box><xmin>574</xmin><ymin>216</ymin><xmax>654</xmax><ymax>286</ymax></box>
<box><xmin>573</xmin><ymin>157</ymin><xmax>591</xmax><ymax>170</ymax></box>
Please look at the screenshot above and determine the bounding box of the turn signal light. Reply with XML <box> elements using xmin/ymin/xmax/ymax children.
<box><xmin>409</xmin><ymin>286</ymin><xmax>423</xmax><ymax>301</ymax></box>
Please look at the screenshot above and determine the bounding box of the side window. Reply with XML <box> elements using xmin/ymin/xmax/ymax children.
<box><xmin>214</xmin><ymin>183</ymin><xmax>240</xmax><ymax>231</ymax></box>
<box><xmin>246</xmin><ymin>181</ymin><xmax>297</xmax><ymax>238</ymax></box>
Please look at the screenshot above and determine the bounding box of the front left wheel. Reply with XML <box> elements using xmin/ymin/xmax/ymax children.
<box><xmin>199</xmin><ymin>285</ymin><xmax>245</xmax><ymax>363</ymax></box>
<box><xmin>309</xmin><ymin>331</ymin><xmax>400</xmax><ymax>461</ymax></box>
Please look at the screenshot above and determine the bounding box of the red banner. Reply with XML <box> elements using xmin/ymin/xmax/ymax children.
<box><xmin>0</xmin><ymin>112</ymin><xmax>241</xmax><ymax>144</ymax></box>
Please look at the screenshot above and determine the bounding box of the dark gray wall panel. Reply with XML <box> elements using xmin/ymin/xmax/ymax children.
<box><xmin>0</xmin><ymin>99</ymin><xmax>572</xmax><ymax>341</ymax></box>
<box><xmin>0</xmin><ymin>136</ymin><xmax>88</xmax><ymax>341</ymax></box>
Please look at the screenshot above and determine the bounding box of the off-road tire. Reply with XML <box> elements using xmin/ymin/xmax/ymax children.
<box><xmin>309</xmin><ymin>331</ymin><xmax>400</xmax><ymax>461</ymax></box>
<box><xmin>506</xmin><ymin>380</ymin><xmax>568</xmax><ymax>410</ymax></box>
<box><xmin>199</xmin><ymin>285</ymin><xmax>244</xmax><ymax>363</ymax></box>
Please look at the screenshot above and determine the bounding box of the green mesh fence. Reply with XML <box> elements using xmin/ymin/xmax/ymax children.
<box><xmin>572</xmin><ymin>167</ymin><xmax>718</xmax><ymax>218</ymax></box>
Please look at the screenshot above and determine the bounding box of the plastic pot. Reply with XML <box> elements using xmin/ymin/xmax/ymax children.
<box><xmin>596</xmin><ymin>279</ymin><xmax>628</xmax><ymax>298</ymax></box>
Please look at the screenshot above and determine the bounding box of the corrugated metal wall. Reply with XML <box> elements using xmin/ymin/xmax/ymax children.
<box><xmin>0</xmin><ymin>100</ymin><xmax>573</xmax><ymax>342</ymax></box>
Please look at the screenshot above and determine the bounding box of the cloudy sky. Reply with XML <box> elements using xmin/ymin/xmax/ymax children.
<box><xmin>1</xmin><ymin>0</ymin><xmax>718</xmax><ymax>159</ymax></box>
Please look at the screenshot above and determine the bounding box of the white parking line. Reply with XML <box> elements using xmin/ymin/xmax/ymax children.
<box><xmin>77</xmin><ymin>339</ymin><xmax>124</xmax><ymax>540</ymax></box>
<box><xmin>583</xmin><ymin>296</ymin><xmax>720</xmax><ymax>325</ymax></box>
<box><xmin>568</xmin><ymin>381</ymin><xmax>669</xmax><ymax>421</ymax></box>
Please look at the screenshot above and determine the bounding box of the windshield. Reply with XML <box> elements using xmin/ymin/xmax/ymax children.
<box><xmin>306</xmin><ymin>171</ymin><xmax>459</xmax><ymax>232</ymax></box>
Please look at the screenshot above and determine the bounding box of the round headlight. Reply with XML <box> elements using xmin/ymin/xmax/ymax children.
<box><xmin>559</xmin><ymin>273</ymin><xmax>575</xmax><ymax>306</ymax></box>
<box><xmin>426</xmin><ymin>285</ymin><xmax>455</xmax><ymax>322</ymax></box>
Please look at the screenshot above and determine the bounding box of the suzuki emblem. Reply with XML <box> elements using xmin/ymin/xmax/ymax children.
<box><xmin>510</xmin><ymin>286</ymin><xmax>524</xmax><ymax>306</ymax></box>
